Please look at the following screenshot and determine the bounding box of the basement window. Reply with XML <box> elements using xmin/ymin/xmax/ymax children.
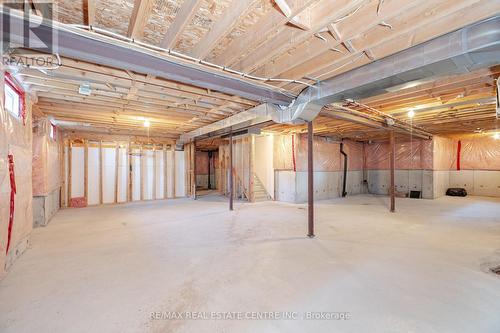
<box><xmin>4</xmin><ymin>74</ymin><xmax>25</xmax><ymax>123</ymax></box>
<box><xmin>5</xmin><ymin>81</ymin><xmax>20</xmax><ymax>118</ymax></box>
<box><xmin>50</xmin><ymin>123</ymin><xmax>56</xmax><ymax>140</ymax></box>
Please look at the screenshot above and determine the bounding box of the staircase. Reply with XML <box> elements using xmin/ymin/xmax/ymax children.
<box><xmin>253</xmin><ymin>174</ymin><xmax>271</xmax><ymax>202</ymax></box>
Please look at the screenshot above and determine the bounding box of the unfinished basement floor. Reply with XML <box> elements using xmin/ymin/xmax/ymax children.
<box><xmin>1</xmin><ymin>195</ymin><xmax>500</xmax><ymax>333</ymax></box>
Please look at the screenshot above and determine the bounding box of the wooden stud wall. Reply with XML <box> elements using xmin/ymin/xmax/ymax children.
<box><xmin>64</xmin><ymin>139</ymin><xmax>184</xmax><ymax>207</ymax></box>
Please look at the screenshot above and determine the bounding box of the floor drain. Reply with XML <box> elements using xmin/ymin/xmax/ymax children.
<box><xmin>491</xmin><ymin>266</ymin><xmax>500</xmax><ymax>275</ymax></box>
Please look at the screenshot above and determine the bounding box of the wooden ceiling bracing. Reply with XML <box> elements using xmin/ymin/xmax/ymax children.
<box><xmin>15</xmin><ymin>0</ymin><xmax>500</xmax><ymax>139</ymax></box>
<box><xmin>21</xmin><ymin>57</ymin><xmax>259</xmax><ymax>138</ymax></box>
<box><xmin>265</xmin><ymin>66</ymin><xmax>500</xmax><ymax>141</ymax></box>
<box><xmin>50</xmin><ymin>0</ymin><xmax>500</xmax><ymax>92</ymax></box>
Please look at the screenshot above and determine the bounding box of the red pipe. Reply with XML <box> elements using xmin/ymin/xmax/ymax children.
<box><xmin>457</xmin><ymin>140</ymin><xmax>462</xmax><ymax>171</ymax></box>
<box><xmin>291</xmin><ymin>134</ymin><xmax>296</xmax><ymax>172</ymax></box>
<box><xmin>6</xmin><ymin>154</ymin><xmax>16</xmax><ymax>255</ymax></box>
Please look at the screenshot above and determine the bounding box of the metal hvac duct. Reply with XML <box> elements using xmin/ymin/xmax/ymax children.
<box><xmin>180</xmin><ymin>16</ymin><xmax>500</xmax><ymax>142</ymax></box>
<box><xmin>0</xmin><ymin>8</ymin><xmax>294</xmax><ymax>105</ymax></box>
<box><xmin>283</xmin><ymin>15</ymin><xmax>500</xmax><ymax>122</ymax></box>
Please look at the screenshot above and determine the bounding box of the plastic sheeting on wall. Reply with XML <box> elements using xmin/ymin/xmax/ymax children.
<box><xmin>196</xmin><ymin>152</ymin><xmax>209</xmax><ymax>175</ymax></box>
<box><xmin>0</xmin><ymin>70</ymin><xmax>33</xmax><ymax>278</ymax></box>
<box><xmin>365</xmin><ymin>139</ymin><xmax>433</xmax><ymax>170</ymax></box>
<box><xmin>433</xmin><ymin>136</ymin><xmax>457</xmax><ymax>171</ymax></box>
<box><xmin>32</xmin><ymin>118</ymin><xmax>61</xmax><ymax>196</ymax></box>
<box><xmin>296</xmin><ymin>134</ymin><xmax>341</xmax><ymax>172</ymax></box>
<box><xmin>460</xmin><ymin>136</ymin><xmax>500</xmax><ymax>171</ymax></box>
<box><xmin>273</xmin><ymin>134</ymin><xmax>294</xmax><ymax>170</ymax></box>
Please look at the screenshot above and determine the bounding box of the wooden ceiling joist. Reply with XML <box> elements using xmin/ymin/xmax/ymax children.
<box><xmin>160</xmin><ymin>0</ymin><xmax>204</xmax><ymax>49</ymax></box>
<box><xmin>127</xmin><ymin>0</ymin><xmax>155</xmax><ymax>39</ymax></box>
<box><xmin>189</xmin><ymin>0</ymin><xmax>257</xmax><ymax>59</ymax></box>
<box><xmin>20</xmin><ymin>0</ymin><xmax>500</xmax><ymax>140</ymax></box>
<box><xmin>83</xmin><ymin>0</ymin><xmax>95</xmax><ymax>26</ymax></box>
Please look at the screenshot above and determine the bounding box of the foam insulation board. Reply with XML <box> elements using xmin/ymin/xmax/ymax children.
<box><xmin>143</xmin><ymin>150</ymin><xmax>154</xmax><ymax>200</ymax></box>
<box><xmin>71</xmin><ymin>147</ymin><xmax>85</xmax><ymax>198</ymax></box>
<box><xmin>87</xmin><ymin>147</ymin><xmax>100</xmax><ymax>205</ymax></box>
<box><xmin>166</xmin><ymin>150</ymin><xmax>174</xmax><ymax>198</ymax></box>
<box><xmin>102</xmin><ymin>148</ymin><xmax>116</xmax><ymax>204</ymax></box>
<box><xmin>117</xmin><ymin>148</ymin><xmax>127</xmax><ymax>203</ymax></box>
<box><xmin>175</xmin><ymin>151</ymin><xmax>185</xmax><ymax>197</ymax></box>
<box><xmin>132</xmin><ymin>149</ymin><xmax>141</xmax><ymax>201</ymax></box>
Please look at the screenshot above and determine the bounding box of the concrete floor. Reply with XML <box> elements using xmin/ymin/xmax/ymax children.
<box><xmin>1</xmin><ymin>195</ymin><xmax>500</xmax><ymax>333</ymax></box>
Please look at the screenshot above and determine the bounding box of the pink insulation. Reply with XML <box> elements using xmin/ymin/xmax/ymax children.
<box><xmin>273</xmin><ymin>134</ymin><xmax>294</xmax><ymax>170</ymax></box>
<box><xmin>344</xmin><ymin>140</ymin><xmax>364</xmax><ymax>171</ymax></box>
<box><xmin>274</xmin><ymin>134</ymin><xmax>364</xmax><ymax>172</ymax></box>
<box><xmin>0</xmin><ymin>70</ymin><xmax>33</xmax><ymax>278</ymax></box>
<box><xmin>460</xmin><ymin>136</ymin><xmax>500</xmax><ymax>170</ymax></box>
<box><xmin>70</xmin><ymin>197</ymin><xmax>87</xmax><ymax>208</ymax></box>
<box><xmin>195</xmin><ymin>151</ymin><xmax>209</xmax><ymax>175</ymax></box>
<box><xmin>364</xmin><ymin>139</ymin><xmax>433</xmax><ymax>170</ymax></box>
<box><xmin>32</xmin><ymin>118</ymin><xmax>62</xmax><ymax>196</ymax></box>
<box><xmin>433</xmin><ymin>136</ymin><xmax>457</xmax><ymax>171</ymax></box>
<box><xmin>296</xmin><ymin>134</ymin><xmax>341</xmax><ymax>172</ymax></box>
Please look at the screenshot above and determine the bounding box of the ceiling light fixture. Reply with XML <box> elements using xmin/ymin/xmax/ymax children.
<box><xmin>407</xmin><ymin>110</ymin><xmax>415</xmax><ymax>118</ymax></box>
<box><xmin>494</xmin><ymin>133</ymin><xmax>500</xmax><ymax>140</ymax></box>
<box><xmin>144</xmin><ymin>119</ymin><xmax>150</xmax><ymax>128</ymax></box>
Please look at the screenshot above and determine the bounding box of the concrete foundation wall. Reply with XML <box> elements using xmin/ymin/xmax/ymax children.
<box><xmin>275</xmin><ymin>170</ymin><xmax>364</xmax><ymax>203</ymax></box>
<box><xmin>33</xmin><ymin>188</ymin><xmax>60</xmax><ymax>228</ymax></box>
<box><xmin>367</xmin><ymin>170</ymin><xmax>435</xmax><ymax>199</ymax></box>
<box><xmin>433</xmin><ymin>171</ymin><xmax>451</xmax><ymax>198</ymax></box>
<box><xmin>33</xmin><ymin>189</ymin><xmax>61</xmax><ymax>228</ymax></box>
<box><xmin>196</xmin><ymin>174</ymin><xmax>216</xmax><ymax>189</ymax></box>
<box><xmin>449</xmin><ymin>170</ymin><xmax>500</xmax><ymax>197</ymax></box>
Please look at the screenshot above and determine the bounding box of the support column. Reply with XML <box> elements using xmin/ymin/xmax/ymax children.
<box><xmin>308</xmin><ymin>121</ymin><xmax>315</xmax><ymax>238</ymax></box>
<box><xmin>115</xmin><ymin>143</ymin><xmax>119</xmax><ymax>204</ymax></box>
<box><xmin>127</xmin><ymin>142</ymin><xmax>132</xmax><ymax>202</ymax></box>
<box><xmin>99</xmin><ymin>140</ymin><xmax>103</xmax><ymax>205</ymax></box>
<box><xmin>208</xmin><ymin>151</ymin><xmax>212</xmax><ymax>190</ymax></box>
<box><xmin>68</xmin><ymin>140</ymin><xmax>72</xmax><ymax>207</ymax></box>
<box><xmin>84</xmin><ymin>140</ymin><xmax>88</xmax><ymax>204</ymax></box>
<box><xmin>390</xmin><ymin>130</ymin><xmax>396</xmax><ymax>213</ymax></box>
<box><xmin>249</xmin><ymin>135</ymin><xmax>255</xmax><ymax>203</ymax></box>
<box><xmin>172</xmin><ymin>146</ymin><xmax>176</xmax><ymax>198</ymax></box>
<box><xmin>192</xmin><ymin>140</ymin><xmax>197</xmax><ymax>200</ymax></box>
<box><xmin>229</xmin><ymin>130</ymin><xmax>234</xmax><ymax>211</ymax></box>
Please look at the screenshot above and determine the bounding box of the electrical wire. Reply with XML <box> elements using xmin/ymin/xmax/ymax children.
<box><xmin>66</xmin><ymin>24</ymin><xmax>315</xmax><ymax>89</ymax></box>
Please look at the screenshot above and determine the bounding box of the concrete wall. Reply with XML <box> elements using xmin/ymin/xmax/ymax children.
<box><xmin>276</xmin><ymin>170</ymin><xmax>364</xmax><ymax>203</ymax></box>
<box><xmin>449</xmin><ymin>170</ymin><xmax>500</xmax><ymax>197</ymax></box>
<box><xmin>1</xmin><ymin>71</ymin><xmax>33</xmax><ymax>279</ymax></box>
<box><xmin>366</xmin><ymin>170</ymin><xmax>435</xmax><ymax>199</ymax></box>
<box><xmin>33</xmin><ymin>188</ymin><xmax>60</xmax><ymax>228</ymax></box>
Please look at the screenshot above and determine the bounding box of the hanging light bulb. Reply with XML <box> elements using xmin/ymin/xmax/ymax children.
<box><xmin>144</xmin><ymin>119</ymin><xmax>151</xmax><ymax>128</ymax></box>
<box><xmin>407</xmin><ymin>110</ymin><xmax>415</xmax><ymax>118</ymax></box>
<box><xmin>494</xmin><ymin>132</ymin><xmax>500</xmax><ymax>140</ymax></box>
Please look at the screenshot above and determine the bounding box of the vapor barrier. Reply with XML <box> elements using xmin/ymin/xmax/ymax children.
<box><xmin>460</xmin><ymin>136</ymin><xmax>500</xmax><ymax>170</ymax></box>
<box><xmin>0</xmin><ymin>70</ymin><xmax>33</xmax><ymax>277</ymax></box>
<box><xmin>365</xmin><ymin>139</ymin><xmax>433</xmax><ymax>170</ymax></box>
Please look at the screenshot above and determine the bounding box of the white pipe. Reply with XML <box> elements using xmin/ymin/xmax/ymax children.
<box><xmin>66</xmin><ymin>24</ymin><xmax>313</xmax><ymax>89</ymax></box>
